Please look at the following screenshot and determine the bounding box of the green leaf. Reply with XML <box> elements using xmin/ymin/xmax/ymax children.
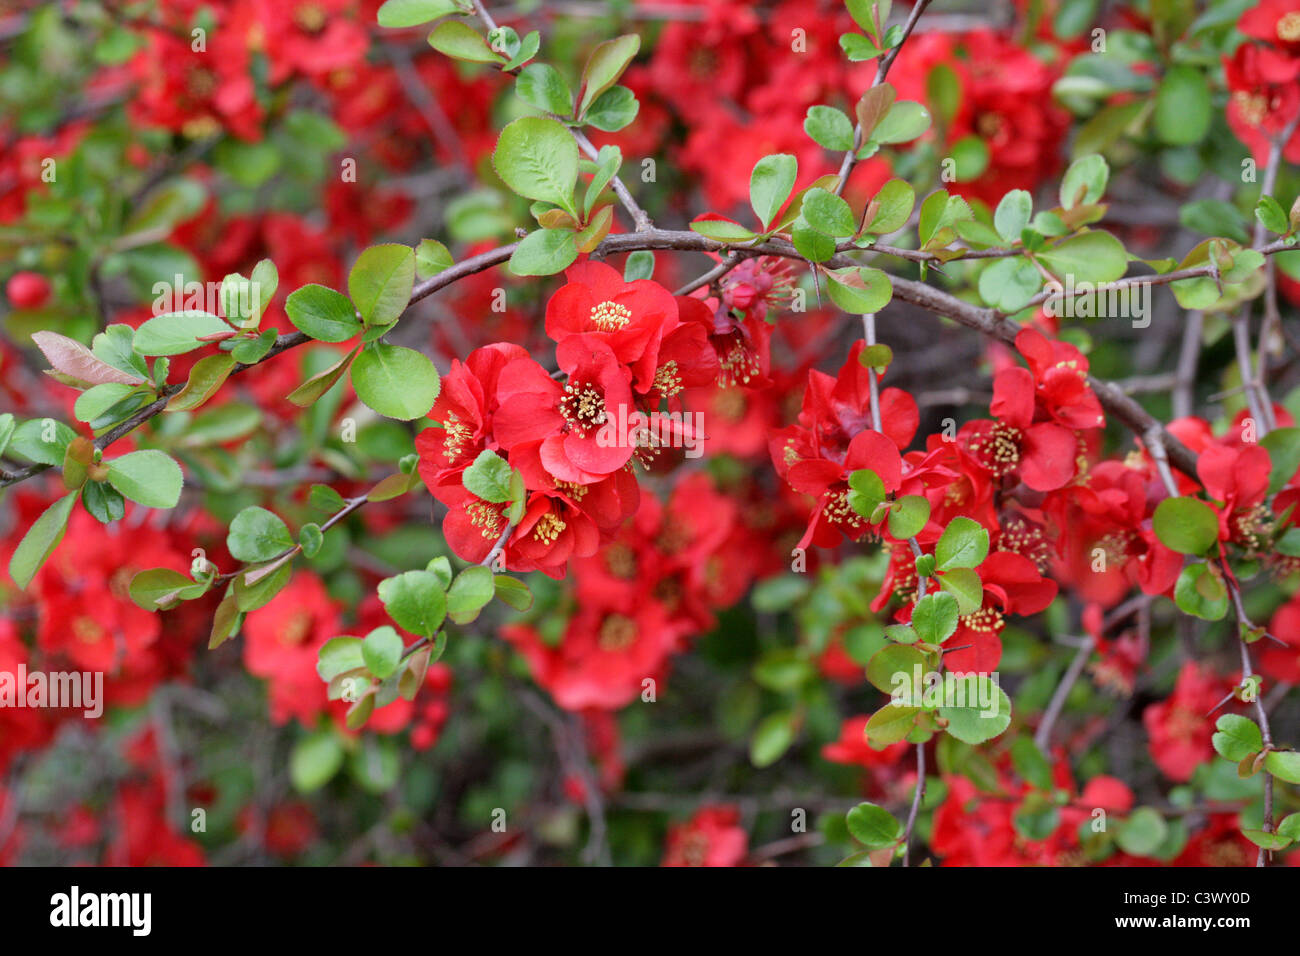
<box><xmin>939</xmin><ymin>679</ymin><xmax>1012</xmax><ymax>744</ymax></box>
<box><xmin>509</xmin><ymin>227</ymin><xmax>579</xmax><ymax>276</ymax></box>
<box><xmin>415</xmin><ymin>239</ymin><xmax>454</xmax><ymax>280</ymax></box>
<box><xmin>1153</xmin><ymin>497</ymin><xmax>1219</xmax><ymax>555</ymax></box>
<box><xmin>888</xmin><ymin>495</ymin><xmax>930</xmax><ymax>540</ymax></box>
<box><xmin>1261</xmin><ymin>427</ymin><xmax>1300</xmax><ymax>494</ymax></box>
<box><xmin>378</xmin><ymin>570</ymin><xmax>448</xmax><ymax>638</ymax></box>
<box><xmin>8</xmin><ymin>419</ymin><xmax>76</xmax><ymax>466</ymax></box>
<box><xmin>918</xmin><ymin>190</ymin><xmax>973</xmax><ymax>248</ymax></box>
<box><xmin>1212</xmin><ymin>714</ymin><xmax>1263</xmax><ymax>762</ymax></box>
<box><xmin>227</xmin><ymin>506</ymin><xmax>294</xmax><ymax>562</ymax></box>
<box><xmin>582</xmin><ymin>85</ymin><xmax>639</xmax><ymax>132</ymax></box>
<box><xmin>7</xmin><ymin>492</ymin><xmax>77</xmax><ymax>589</ymax></box>
<box><xmin>750</xmin><ymin>153</ymin><xmax>798</xmax><ymax>230</ymax></box>
<box><xmin>1154</xmin><ymin>65</ymin><xmax>1211</xmax><ymax>146</ymax></box>
<box><xmin>447</xmin><ymin>564</ymin><xmax>496</xmax><ymax>624</ymax></box>
<box><xmin>290</xmin><ymin>732</ymin><xmax>344</xmax><ymax>793</ymax></box>
<box><xmin>75</xmin><ymin>383</ymin><xmax>138</xmax><ymax>423</ymax></box>
<box><xmin>1265</xmin><ymin>750</ymin><xmax>1300</xmax><ymax>784</ymax></box>
<box><xmin>462</xmin><ymin>450</ymin><xmax>515</xmax><ymax>502</ymax></box>
<box><xmin>1116</xmin><ymin>807</ymin><xmax>1168</xmax><ymax>857</ymax></box>
<box><xmin>750</xmin><ymin>710</ymin><xmax>796</xmax><ymax>768</ymax></box>
<box><xmin>1037</xmin><ymin>230</ymin><xmax>1129</xmax><ymax>284</ymax></box>
<box><xmin>1173</xmin><ymin>563</ymin><xmax>1228</xmax><ymax>621</ymax></box>
<box><xmin>493</xmin><ymin>116</ymin><xmax>579</xmax><ymax>215</ymax></box>
<box><xmin>1059</xmin><ymin>154</ymin><xmax>1109</xmax><ymax>209</ymax></box>
<box><xmin>105</xmin><ymin>450</ymin><xmax>183</xmax><ymax>509</ymax></box>
<box><xmin>362</xmin><ymin>625</ymin><xmax>405</xmax><ymax>679</ymax></box>
<box><xmin>167</xmin><ymin>353</ymin><xmax>235</xmax><ymax>411</ymax></box>
<box><xmin>865</xmin><ymin>703</ymin><xmax>918</xmax><ymax>746</ymax></box>
<box><xmin>350</xmin><ymin>343</ymin><xmax>441</xmax><ymax>421</ymax></box>
<box><xmin>298</xmin><ymin>522</ymin><xmax>324</xmax><ymax>558</ymax></box>
<box><xmin>825</xmin><ymin>267</ymin><xmax>893</xmax><ymax>314</ymax></box>
<box><xmin>864</xmin><ymin>178</ymin><xmax>915</xmax><ymax>235</ymax></box>
<box><xmin>132</xmin><ymin>311</ymin><xmax>232</xmax><ymax>356</ymax></box>
<box><xmin>578</xmin><ymin>34</ymin><xmax>640</xmax><ymax>117</ymax></box>
<box><xmin>690</xmin><ymin>218</ymin><xmax>759</xmax><ymax>244</ymax></box>
<box><xmin>317</xmin><ymin>636</ymin><xmax>365</xmax><ymax>681</ymax></box>
<box><xmin>846</xmin><ymin>802</ymin><xmax>903</xmax><ymax>848</ymax></box>
<box><xmin>978</xmin><ymin>256</ymin><xmax>1042</xmax><ymax>313</ymax></box>
<box><xmin>286</xmin><ymin>284</ymin><xmax>361</xmax><ymax>342</ymax></box>
<box><xmin>939</xmin><ymin>567</ymin><xmax>983</xmax><ymax>615</ymax></box>
<box><xmin>128</xmin><ymin>567</ymin><xmax>205</xmax><ymax>610</ymax></box>
<box><xmin>623</xmin><ymin>250</ymin><xmax>654</xmax><ymax>281</ymax></box>
<box><xmin>866</xmin><ymin>643</ymin><xmax>926</xmax><ymax>694</ymax></box>
<box><xmin>1256</xmin><ymin>196</ymin><xmax>1290</xmax><ymax>235</ymax></box>
<box><xmin>81</xmin><ymin>480</ymin><xmax>125</xmax><ymax>524</ymax></box>
<box><xmin>1011</xmin><ymin>738</ymin><xmax>1053</xmax><ymax>790</ymax></box>
<box><xmin>935</xmin><ymin>516</ymin><xmax>990</xmax><ymax>571</ymax></box>
<box><xmin>802</xmin><ymin>187</ymin><xmax>856</xmax><ymax>238</ymax></box>
<box><xmin>911</xmin><ymin>591</ymin><xmax>960</xmax><ymax>644</ymax></box>
<box><xmin>948</xmin><ymin>135</ymin><xmax>989</xmax><ymax>181</ymax></box>
<box><xmin>847</xmin><ymin>467</ymin><xmax>886</xmax><ymax>518</ymax></box>
<box><xmin>804</xmin><ymin>105</ymin><xmax>854</xmax><ymax>151</ymax></box>
<box><xmin>994</xmin><ymin>189</ymin><xmax>1033</xmax><ymax>244</ymax></box>
<box><xmin>348</xmin><ymin>244</ymin><xmax>415</xmax><ymax>328</ymax></box>
<box><xmin>873</xmin><ymin>101</ymin><xmax>931</xmax><ymax>144</ymax></box>
<box><xmin>287</xmin><ymin>346</ymin><xmax>358</xmax><ymax>407</ymax></box>
<box><xmin>516</xmin><ymin>62</ymin><xmax>572</xmax><ymax>116</ymax></box>
<box><xmin>377</xmin><ymin>0</ymin><xmax>464</xmax><ymax>28</ymax></box>
<box><xmin>493</xmin><ymin>574</ymin><xmax>533</xmax><ymax>611</ymax></box>
<box><xmin>428</xmin><ymin>19</ymin><xmax>503</xmax><ymax>63</ymax></box>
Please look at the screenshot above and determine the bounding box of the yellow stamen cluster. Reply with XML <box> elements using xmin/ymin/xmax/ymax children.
<box><xmin>959</xmin><ymin>605</ymin><xmax>1004</xmax><ymax>635</ymax></box>
<box><xmin>653</xmin><ymin>360</ymin><xmax>683</xmax><ymax>397</ymax></box>
<box><xmin>822</xmin><ymin>489</ymin><xmax>865</xmax><ymax>531</ymax></box>
<box><xmin>560</xmin><ymin>383</ymin><xmax>607</xmax><ymax>436</ymax></box>
<box><xmin>590</xmin><ymin>300</ymin><xmax>632</xmax><ymax>331</ymax></box>
<box><xmin>532</xmin><ymin>512</ymin><xmax>566</xmax><ymax>545</ymax></box>
<box><xmin>466</xmin><ymin>500</ymin><xmax>505</xmax><ymax>539</ymax></box>
<box><xmin>555</xmin><ymin>480</ymin><xmax>589</xmax><ymax>501</ymax></box>
<box><xmin>1232</xmin><ymin>503</ymin><xmax>1271</xmax><ymax>552</ymax></box>
<box><xmin>1279</xmin><ymin>12</ymin><xmax>1300</xmax><ymax>42</ymax></box>
<box><xmin>719</xmin><ymin>342</ymin><xmax>761</xmax><ymax>387</ymax></box>
<box><xmin>443</xmin><ymin>411</ymin><xmax>472</xmax><ymax>462</ymax></box>
<box><xmin>999</xmin><ymin>520</ymin><xmax>1051</xmax><ymax>572</ymax></box>
<box><xmin>968</xmin><ymin>422</ymin><xmax>1022</xmax><ymax>477</ymax></box>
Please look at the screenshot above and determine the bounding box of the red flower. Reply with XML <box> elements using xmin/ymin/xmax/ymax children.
<box><xmin>1196</xmin><ymin>442</ymin><xmax>1272</xmax><ymax>548</ymax></box>
<box><xmin>962</xmin><ymin>365</ymin><xmax>1080</xmax><ymax>492</ymax></box>
<box><xmin>1240</xmin><ymin>0</ymin><xmax>1300</xmax><ymax>54</ymax></box>
<box><xmin>661</xmin><ymin>805</ymin><xmax>748</xmax><ymax>867</ymax></box>
<box><xmin>1224</xmin><ymin>43</ymin><xmax>1300</xmax><ymax>164</ymax></box>
<box><xmin>1142</xmin><ymin>662</ymin><xmax>1229</xmax><ymax>782</ymax></box>
<box><xmin>545</xmin><ymin>260</ymin><xmax>679</xmax><ymax>393</ymax></box>
<box><xmin>503</xmin><ymin>597</ymin><xmax>684</xmax><ymax>710</ymax></box>
<box><xmin>495</xmin><ymin>336</ymin><xmax>636</xmax><ymax>483</ymax></box>
<box><xmin>242</xmin><ymin>573</ymin><xmax>341</xmax><ymax>727</ymax></box>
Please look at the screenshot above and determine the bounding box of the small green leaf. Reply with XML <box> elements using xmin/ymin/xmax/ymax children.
<box><xmin>7</xmin><ymin>492</ymin><xmax>77</xmax><ymax>589</ymax></box>
<box><xmin>348</xmin><ymin>244</ymin><xmax>415</xmax><ymax>328</ymax></box>
<box><xmin>290</xmin><ymin>731</ymin><xmax>344</xmax><ymax>792</ymax></box>
<box><xmin>1153</xmin><ymin>497</ymin><xmax>1220</xmax><ymax>555</ymax></box>
<box><xmin>750</xmin><ymin>153</ymin><xmax>798</xmax><ymax>230</ymax></box>
<box><xmin>825</xmin><ymin>267</ymin><xmax>893</xmax><ymax>314</ymax></box>
<box><xmin>888</xmin><ymin>495</ymin><xmax>930</xmax><ymax>540</ymax></box>
<box><xmin>577</xmin><ymin>34</ymin><xmax>640</xmax><ymax>117</ymax></box>
<box><xmin>804</xmin><ymin>105</ymin><xmax>854</xmax><ymax>151</ymax></box>
<box><xmin>493</xmin><ymin>116</ymin><xmax>579</xmax><ymax>214</ymax></box>
<box><xmin>509</xmin><ymin>228</ymin><xmax>579</xmax><ymax>276</ymax></box>
<box><xmin>105</xmin><ymin>449</ymin><xmax>183</xmax><ymax>509</ymax></box>
<box><xmin>350</xmin><ymin>343</ymin><xmax>441</xmax><ymax>421</ymax></box>
<box><xmin>362</xmin><ymin>625</ymin><xmax>405</xmax><ymax>680</ymax></box>
<box><xmin>1265</xmin><ymin>750</ymin><xmax>1300</xmax><ymax>784</ymax></box>
<box><xmin>935</xmin><ymin>516</ymin><xmax>990</xmax><ymax>571</ymax></box>
<box><xmin>846</xmin><ymin>802</ymin><xmax>903</xmax><ymax>848</ymax></box>
<box><xmin>1212</xmin><ymin>714</ymin><xmax>1263</xmax><ymax>762</ymax></box>
<box><xmin>227</xmin><ymin>506</ymin><xmax>294</xmax><ymax>562</ymax></box>
<box><xmin>132</xmin><ymin>311</ymin><xmax>232</xmax><ymax>356</ymax></box>
<box><xmin>378</xmin><ymin>570</ymin><xmax>448</xmax><ymax>638</ymax></box>
<box><xmin>911</xmin><ymin>591</ymin><xmax>960</xmax><ymax>644</ymax></box>
<box><xmin>447</xmin><ymin>565</ymin><xmax>495</xmax><ymax>624</ymax></box>
<box><xmin>286</xmin><ymin>284</ymin><xmax>361</xmax><ymax>342</ymax></box>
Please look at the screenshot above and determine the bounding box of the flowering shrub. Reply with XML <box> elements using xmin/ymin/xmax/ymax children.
<box><xmin>2</xmin><ymin>0</ymin><xmax>1300</xmax><ymax>869</ymax></box>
